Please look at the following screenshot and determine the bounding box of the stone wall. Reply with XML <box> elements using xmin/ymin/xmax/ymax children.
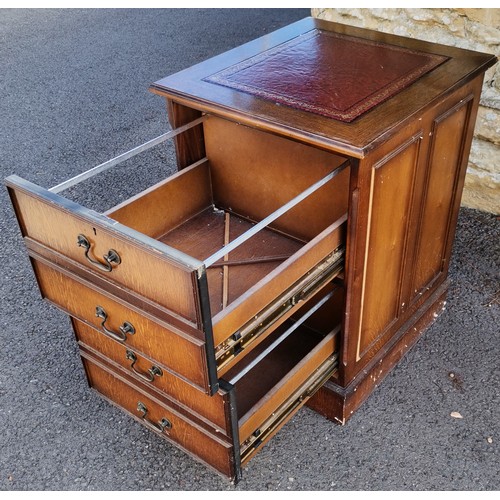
<box><xmin>312</xmin><ymin>8</ymin><xmax>499</xmax><ymax>214</ymax></box>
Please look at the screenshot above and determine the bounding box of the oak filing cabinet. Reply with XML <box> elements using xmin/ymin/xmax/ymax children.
<box><xmin>5</xmin><ymin>18</ymin><xmax>497</xmax><ymax>482</ymax></box>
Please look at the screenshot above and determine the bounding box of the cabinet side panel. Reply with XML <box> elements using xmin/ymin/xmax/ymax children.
<box><xmin>411</xmin><ymin>97</ymin><xmax>473</xmax><ymax>296</ymax></box>
<box><xmin>357</xmin><ymin>136</ymin><xmax>421</xmax><ymax>359</ymax></box>
<box><xmin>166</xmin><ymin>100</ymin><xmax>206</xmax><ymax>170</ymax></box>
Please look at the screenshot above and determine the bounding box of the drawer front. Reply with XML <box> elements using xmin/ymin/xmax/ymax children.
<box><xmin>29</xmin><ymin>255</ymin><xmax>212</xmax><ymax>391</ymax></box>
<box><xmin>6</xmin><ymin>175</ymin><xmax>203</xmax><ymax>325</ymax></box>
<box><xmin>72</xmin><ymin>318</ymin><xmax>227</xmax><ymax>431</ymax></box>
<box><xmin>81</xmin><ymin>351</ymin><xmax>239</xmax><ymax>481</ymax></box>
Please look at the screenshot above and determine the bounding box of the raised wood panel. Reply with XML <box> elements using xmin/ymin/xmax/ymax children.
<box><xmin>356</xmin><ymin>135</ymin><xmax>421</xmax><ymax>360</ymax></box>
<box><xmin>411</xmin><ymin>97</ymin><xmax>472</xmax><ymax>296</ymax></box>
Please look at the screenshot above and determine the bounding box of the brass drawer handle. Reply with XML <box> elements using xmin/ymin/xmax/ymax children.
<box><xmin>137</xmin><ymin>402</ymin><xmax>172</xmax><ymax>433</ymax></box>
<box><xmin>95</xmin><ymin>306</ymin><xmax>135</xmax><ymax>343</ymax></box>
<box><xmin>126</xmin><ymin>350</ymin><xmax>163</xmax><ymax>382</ymax></box>
<box><xmin>77</xmin><ymin>234</ymin><xmax>121</xmax><ymax>272</ymax></box>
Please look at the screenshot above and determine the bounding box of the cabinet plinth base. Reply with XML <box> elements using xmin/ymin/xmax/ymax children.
<box><xmin>306</xmin><ymin>281</ymin><xmax>449</xmax><ymax>424</ymax></box>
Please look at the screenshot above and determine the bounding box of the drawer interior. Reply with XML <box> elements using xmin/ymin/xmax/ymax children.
<box><xmin>107</xmin><ymin>162</ymin><xmax>348</xmax><ymax>312</ymax></box>
<box><xmin>158</xmin><ymin>205</ymin><xmax>304</xmax><ymax>316</ymax></box>
<box><xmin>232</xmin><ymin>288</ymin><xmax>340</xmax><ymax>415</ymax></box>
<box><xmin>6</xmin><ymin>115</ymin><xmax>349</xmax><ymax>396</ymax></box>
<box><xmin>226</xmin><ymin>283</ymin><xmax>342</xmax><ymax>460</ymax></box>
<box><xmin>233</xmin><ymin>322</ymin><xmax>328</xmax><ymax>416</ymax></box>
<box><xmin>106</xmin><ymin>117</ymin><xmax>349</xmax><ymax>355</ymax></box>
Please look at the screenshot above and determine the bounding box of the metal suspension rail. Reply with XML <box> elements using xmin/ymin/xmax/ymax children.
<box><xmin>203</xmin><ymin>159</ymin><xmax>349</xmax><ymax>268</ymax></box>
<box><xmin>227</xmin><ymin>290</ymin><xmax>336</xmax><ymax>385</ymax></box>
<box><xmin>49</xmin><ymin>115</ymin><xmax>206</xmax><ymax>194</ymax></box>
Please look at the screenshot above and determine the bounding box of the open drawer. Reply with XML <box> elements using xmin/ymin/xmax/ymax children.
<box><xmin>79</xmin><ymin>283</ymin><xmax>343</xmax><ymax>481</ymax></box>
<box><xmin>5</xmin><ymin>115</ymin><xmax>349</xmax><ymax>394</ymax></box>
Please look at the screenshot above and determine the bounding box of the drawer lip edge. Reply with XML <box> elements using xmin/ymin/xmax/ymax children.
<box><xmin>80</xmin><ymin>346</ymin><xmax>233</xmax><ymax>447</ymax></box>
<box><xmin>79</xmin><ymin>342</ymin><xmax>229</xmax><ymax>437</ymax></box>
<box><xmin>5</xmin><ymin>174</ymin><xmax>204</xmax><ymax>271</ymax></box>
<box><xmin>26</xmin><ymin>244</ymin><xmax>205</xmax><ymax>345</ymax></box>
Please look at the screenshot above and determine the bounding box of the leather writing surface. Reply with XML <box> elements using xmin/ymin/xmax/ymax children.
<box><xmin>204</xmin><ymin>30</ymin><xmax>448</xmax><ymax>122</ymax></box>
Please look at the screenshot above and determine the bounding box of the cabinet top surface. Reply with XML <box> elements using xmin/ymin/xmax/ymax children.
<box><xmin>151</xmin><ymin>17</ymin><xmax>497</xmax><ymax>157</ymax></box>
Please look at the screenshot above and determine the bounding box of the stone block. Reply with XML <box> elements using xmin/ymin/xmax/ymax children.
<box><xmin>476</xmin><ymin>106</ymin><xmax>500</xmax><ymax>145</ymax></box>
<box><xmin>456</xmin><ymin>8</ymin><xmax>500</xmax><ymax>27</ymax></box>
<box><xmin>463</xmin><ymin>139</ymin><xmax>500</xmax><ymax>214</ymax></box>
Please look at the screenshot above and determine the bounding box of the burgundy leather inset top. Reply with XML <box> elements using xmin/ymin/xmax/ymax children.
<box><xmin>204</xmin><ymin>30</ymin><xmax>448</xmax><ymax>122</ymax></box>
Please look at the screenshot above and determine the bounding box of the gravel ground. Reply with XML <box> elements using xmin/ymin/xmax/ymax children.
<box><xmin>1</xmin><ymin>9</ymin><xmax>498</xmax><ymax>491</ymax></box>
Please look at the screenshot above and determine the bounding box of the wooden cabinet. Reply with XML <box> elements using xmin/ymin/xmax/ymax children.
<box><xmin>5</xmin><ymin>17</ymin><xmax>496</xmax><ymax>482</ymax></box>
